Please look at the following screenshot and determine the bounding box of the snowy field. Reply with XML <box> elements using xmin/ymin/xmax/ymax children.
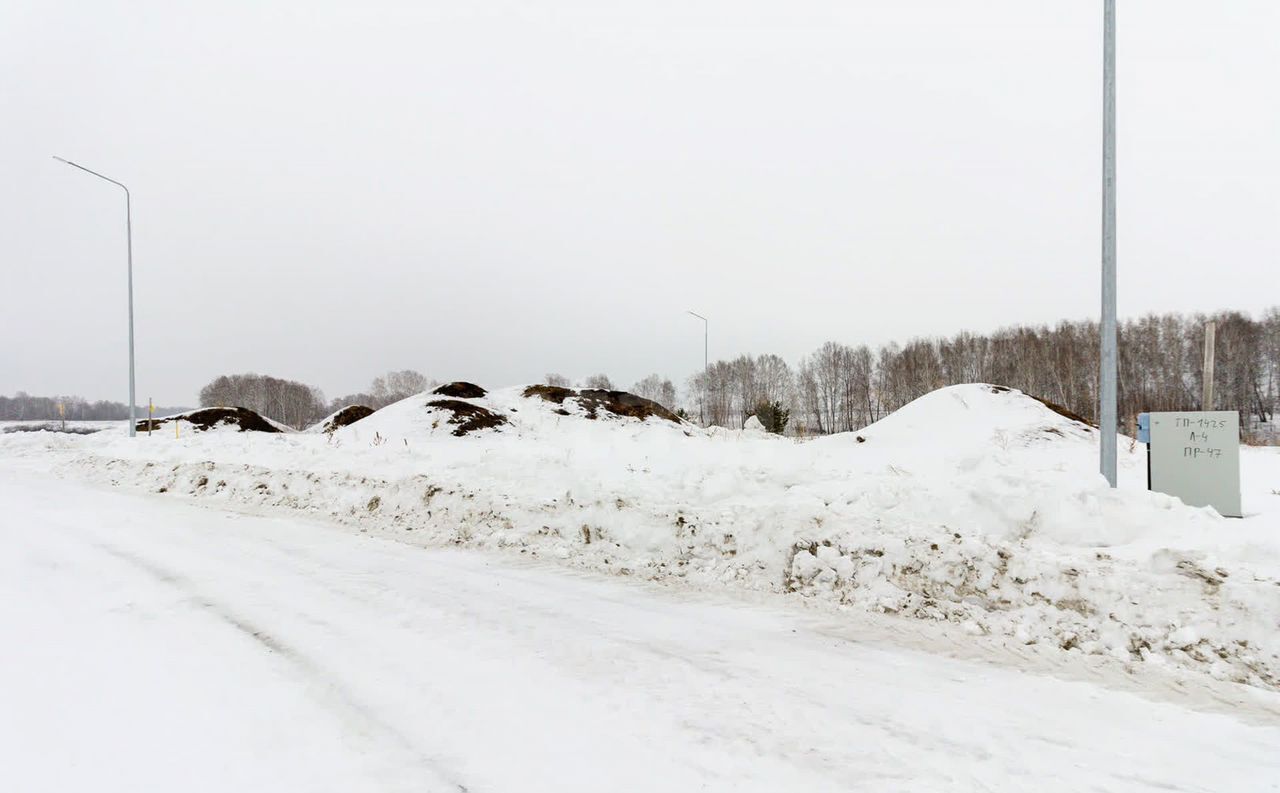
<box><xmin>1</xmin><ymin>419</ymin><xmax>123</xmax><ymax>434</ymax></box>
<box><xmin>3</xmin><ymin>469</ymin><xmax>1280</xmax><ymax>792</ymax></box>
<box><xmin>3</xmin><ymin>383</ymin><xmax>1280</xmax><ymax>790</ymax></box>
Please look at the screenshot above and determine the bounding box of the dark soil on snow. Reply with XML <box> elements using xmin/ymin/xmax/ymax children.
<box><xmin>1028</xmin><ymin>396</ymin><xmax>1095</xmax><ymax>428</ymax></box>
<box><xmin>2</xmin><ymin>423</ymin><xmax>105</xmax><ymax>435</ymax></box>
<box><xmin>426</xmin><ymin>399</ymin><xmax>509</xmax><ymax>436</ymax></box>
<box><xmin>989</xmin><ymin>385</ymin><xmax>1096</xmax><ymax>429</ymax></box>
<box><xmin>522</xmin><ymin>385</ymin><xmax>576</xmax><ymax>404</ymax></box>
<box><xmin>137</xmin><ymin>407</ymin><xmax>283</xmax><ymax>434</ymax></box>
<box><xmin>321</xmin><ymin>405</ymin><xmax>374</xmax><ymax>433</ymax></box>
<box><xmin>522</xmin><ymin>385</ymin><xmax>682</xmax><ymax>423</ymax></box>
<box><xmin>433</xmin><ymin>382</ymin><xmax>487</xmax><ymax>399</ymax></box>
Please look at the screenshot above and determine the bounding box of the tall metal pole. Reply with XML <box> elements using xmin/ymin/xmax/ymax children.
<box><xmin>687</xmin><ymin>311</ymin><xmax>708</xmax><ymax>374</ymax></box>
<box><xmin>54</xmin><ymin>156</ymin><xmax>137</xmax><ymax>437</ymax></box>
<box><xmin>688</xmin><ymin>311</ymin><xmax>708</xmax><ymax>424</ymax></box>
<box><xmin>1201</xmin><ymin>320</ymin><xmax>1216</xmax><ymax>410</ymax></box>
<box><xmin>1099</xmin><ymin>0</ymin><xmax>1118</xmax><ymax>486</ymax></box>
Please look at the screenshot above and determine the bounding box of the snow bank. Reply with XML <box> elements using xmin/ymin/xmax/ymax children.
<box><xmin>332</xmin><ymin>384</ymin><xmax>690</xmax><ymax>445</ymax></box>
<box><xmin>10</xmin><ymin>383</ymin><xmax>1280</xmax><ymax>691</ymax></box>
<box><xmin>305</xmin><ymin>405</ymin><xmax>375</xmax><ymax>434</ymax></box>
<box><xmin>138</xmin><ymin>407</ymin><xmax>291</xmax><ymax>435</ymax></box>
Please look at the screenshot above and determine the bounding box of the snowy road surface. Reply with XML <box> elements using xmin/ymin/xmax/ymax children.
<box><xmin>3</xmin><ymin>471</ymin><xmax>1279</xmax><ymax>793</ymax></box>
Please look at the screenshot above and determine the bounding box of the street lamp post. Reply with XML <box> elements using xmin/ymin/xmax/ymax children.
<box><xmin>54</xmin><ymin>156</ymin><xmax>136</xmax><ymax>437</ymax></box>
<box><xmin>1099</xmin><ymin>1</ymin><xmax>1117</xmax><ymax>486</ymax></box>
<box><xmin>687</xmin><ymin>311</ymin><xmax>707</xmax><ymax>375</ymax></box>
<box><xmin>687</xmin><ymin>311</ymin><xmax>708</xmax><ymax>424</ymax></box>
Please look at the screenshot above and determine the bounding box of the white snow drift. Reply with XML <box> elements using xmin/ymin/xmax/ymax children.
<box><xmin>4</xmin><ymin>383</ymin><xmax>1278</xmax><ymax>691</ymax></box>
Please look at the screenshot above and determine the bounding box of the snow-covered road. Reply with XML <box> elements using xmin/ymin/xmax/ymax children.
<box><xmin>3</xmin><ymin>471</ymin><xmax>1279</xmax><ymax>792</ymax></box>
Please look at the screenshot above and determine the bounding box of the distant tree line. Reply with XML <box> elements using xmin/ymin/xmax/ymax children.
<box><xmin>196</xmin><ymin>307</ymin><xmax>1280</xmax><ymax>435</ymax></box>
<box><xmin>543</xmin><ymin>372</ymin><xmax>678</xmax><ymax>409</ymax></box>
<box><xmin>198</xmin><ymin>374</ymin><xmax>329</xmax><ymax>429</ymax></box>
<box><xmin>683</xmin><ymin>307</ymin><xmax>1279</xmax><ymax>438</ymax></box>
<box><xmin>197</xmin><ymin>369</ymin><xmax>439</xmax><ymax>429</ymax></box>
<box><xmin>195</xmin><ymin>369</ymin><xmax>680</xmax><ymax>430</ymax></box>
<box><xmin>19</xmin><ymin>308</ymin><xmax>1272</xmax><ymax>437</ymax></box>
<box><xmin>630</xmin><ymin>374</ymin><xmax>677</xmax><ymax>409</ymax></box>
<box><xmin>324</xmin><ymin>370</ymin><xmax>437</xmax><ymax>413</ymax></box>
<box><xmin>0</xmin><ymin>394</ymin><xmax>188</xmax><ymax>421</ymax></box>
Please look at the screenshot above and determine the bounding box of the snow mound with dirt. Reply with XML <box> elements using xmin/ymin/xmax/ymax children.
<box><xmin>136</xmin><ymin>407</ymin><xmax>290</xmax><ymax>434</ymax></box>
<box><xmin>306</xmin><ymin>405</ymin><xmax>375</xmax><ymax>434</ymax></box>
<box><xmin>809</xmin><ymin>385</ymin><xmax>1125</xmax><ymax>547</ymax></box>
<box><xmin>9</xmin><ymin>382</ymin><xmax>1280</xmax><ymax>692</ymax></box>
<box><xmin>843</xmin><ymin>384</ymin><xmax>1093</xmax><ymax>451</ymax></box>
<box><xmin>332</xmin><ymin>384</ymin><xmax>689</xmax><ymax>445</ymax></box>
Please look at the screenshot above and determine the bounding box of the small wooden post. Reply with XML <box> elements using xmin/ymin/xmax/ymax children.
<box><xmin>1202</xmin><ymin>321</ymin><xmax>1216</xmax><ymax>410</ymax></box>
<box><xmin>148</xmin><ymin>398</ymin><xmax>154</xmax><ymax>437</ymax></box>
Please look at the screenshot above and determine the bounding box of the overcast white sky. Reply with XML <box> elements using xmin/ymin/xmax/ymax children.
<box><xmin>1</xmin><ymin>1</ymin><xmax>1275</xmax><ymax>405</ymax></box>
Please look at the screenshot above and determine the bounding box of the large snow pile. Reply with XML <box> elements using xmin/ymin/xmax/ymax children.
<box><xmin>136</xmin><ymin>407</ymin><xmax>289</xmax><ymax>434</ymax></box>
<box><xmin>306</xmin><ymin>405</ymin><xmax>375</xmax><ymax>435</ymax></box>
<box><xmin>332</xmin><ymin>384</ymin><xmax>688</xmax><ymax>445</ymax></box>
<box><xmin>8</xmin><ymin>383</ymin><xmax>1279</xmax><ymax>691</ymax></box>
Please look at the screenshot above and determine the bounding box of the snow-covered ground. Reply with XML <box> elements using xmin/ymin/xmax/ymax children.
<box><xmin>1</xmin><ymin>419</ymin><xmax>122</xmax><ymax>434</ymax></box>
<box><xmin>4</xmin><ymin>383</ymin><xmax>1277</xmax><ymax>694</ymax></box>
<box><xmin>3</xmin><ymin>469</ymin><xmax>1279</xmax><ymax>792</ymax></box>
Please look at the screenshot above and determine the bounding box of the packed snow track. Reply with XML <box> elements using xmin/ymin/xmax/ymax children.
<box><xmin>3</xmin><ymin>471</ymin><xmax>1278</xmax><ymax>792</ymax></box>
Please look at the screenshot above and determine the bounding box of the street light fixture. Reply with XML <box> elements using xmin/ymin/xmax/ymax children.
<box><xmin>54</xmin><ymin>155</ymin><xmax>137</xmax><ymax>437</ymax></box>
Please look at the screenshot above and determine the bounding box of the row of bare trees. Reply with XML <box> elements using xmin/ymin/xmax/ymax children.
<box><xmin>198</xmin><ymin>374</ymin><xmax>328</xmax><ymax>429</ymax></box>
<box><xmin>685</xmin><ymin>354</ymin><xmax>793</xmax><ymax>429</ymax></box>
<box><xmin>198</xmin><ymin>369</ymin><xmax>439</xmax><ymax>429</ymax></box>
<box><xmin>543</xmin><ymin>372</ymin><xmax>678</xmax><ymax>410</ymax></box>
<box><xmin>631</xmin><ymin>374</ymin><xmax>678</xmax><ymax>409</ymax></box>
<box><xmin>684</xmin><ymin>308</ymin><xmax>1280</xmax><ymax>437</ymax></box>
<box><xmin>326</xmin><ymin>370</ymin><xmax>437</xmax><ymax>413</ymax></box>
<box><xmin>0</xmin><ymin>393</ymin><xmax>187</xmax><ymax>421</ymax></box>
<box><xmin>18</xmin><ymin>308</ymin><xmax>1273</xmax><ymax>435</ymax></box>
<box><xmin>194</xmin><ymin>367</ymin><xmax>681</xmax><ymax>430</ymax></box>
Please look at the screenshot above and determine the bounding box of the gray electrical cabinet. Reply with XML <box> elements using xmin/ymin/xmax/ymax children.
<box><xmin>1146</xmin><ymin>411</ymin><xmax>1241</xmax><ymax>518</ymax></box>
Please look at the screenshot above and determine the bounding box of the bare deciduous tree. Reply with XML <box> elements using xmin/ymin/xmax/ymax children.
<box><xmin>12</xmin><ymin>306</ymin><xmax>1278</xmax><ymax>441</ymax></box>
<box><xmin>198</xmin><ymin>373</ymin><xmax>327</xmax><ymax>429</ymax></box>
<box><xmin>370</xmin><ymin>370</ymin><xmax>434</xmax><ymax>406</ymax></box>
<box><xmin>697</xmin><ymin>307</ymin><xmax>1280</xmax><ymax>440</ymax></box>
<box><xmin>631</xmin><ymin>374</ymin><xmax>678</xmax><ymax>409</ymax></box>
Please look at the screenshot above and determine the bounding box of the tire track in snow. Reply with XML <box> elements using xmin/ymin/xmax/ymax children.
<box><xmin>97</xmin><ymin>477</ymin><xmax>1280</xmax><ymax>729</ymax></box>
<box><xmin>96</xmin><ymin>523</ymin><xmax>1139</xmax><ymax>787</ymax></box>
<box><xmin>89</xmin><ymin>517</ymin><xmax>995</xmax><ymax>787</ymax></box>
<box><xmin>73</xmin><ymin>450</ymin><xmax>1280</xmax><ymax>698</ymax></box>
<box><xmin>9</xmin><ymin>468</ymin><xmax>1280</xmax><ymax>792</ymax></box>
<box><xmin>91</xmin><ymin>542</ymin><xmax>474</xmax><ymax>793</ymax></box>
